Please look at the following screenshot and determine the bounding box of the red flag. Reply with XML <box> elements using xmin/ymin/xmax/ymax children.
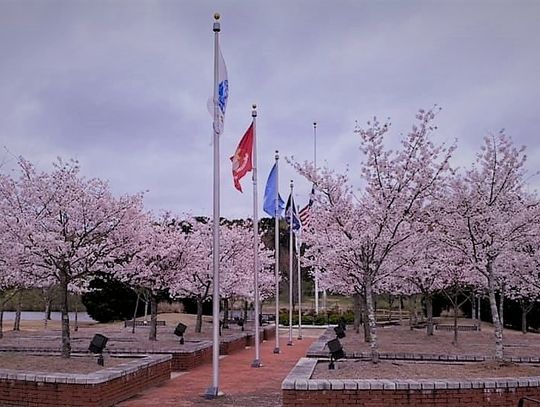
<box><xmin>230</xmin><ymin>123</ymin><xmax>254</xmax><ymax>192</ymax></box>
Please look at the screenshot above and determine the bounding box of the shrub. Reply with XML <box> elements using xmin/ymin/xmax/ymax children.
<box><xmin>82</xmin><ymin>276</ymin><xmax>140</xmax><ymax>323</ymax></box>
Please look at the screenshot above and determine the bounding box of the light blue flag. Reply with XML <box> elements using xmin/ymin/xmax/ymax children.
<box><xmin>263</xmin><ymin>163</ymin><xmax>285</xmax><ymax>218</ymax></box>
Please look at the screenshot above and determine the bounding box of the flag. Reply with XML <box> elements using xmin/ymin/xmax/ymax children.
<box><xmin>212</xmin><ymin>47</ymin><xmax>229</xmax><ymax>135</ymax></box>
<box><xmin>299</xmin><ymin>185</ymin><xmax>315</xmax><ymax>227</ymax></box>
<box><xmin>230</xmin><ymin>123</ymin><xmax>254</xmax><ymax>192</ymax></box>
<box><xmin>285</xmin><ymin>193</ymin><xmax>301</xmax><ymax>233</ymax></box>
<box><xmin>263</xmin><ymin>163</ymin><xmax>284</xmax><ymax>218</ymax></box>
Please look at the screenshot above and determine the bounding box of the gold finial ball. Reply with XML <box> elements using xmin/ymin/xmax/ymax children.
<box><xmin>252</xmin><ymin>104</ymin><xmax>257</xmax><ymax>109</ymax></box>
<box><xmin>214</xmin><ymin>12</ymin><xmax>220</xmax><ymax>20</ymax></box>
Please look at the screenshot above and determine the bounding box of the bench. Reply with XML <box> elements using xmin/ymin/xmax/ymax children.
<box><xmin>435</xmin><ymin>324</ymin><xmax>479</xmax><ymax>331</ymax></box>
<box><xmin>124</xmin><ymin>320</ymin><xmax>167</xmax><ymax>327</ymax></box>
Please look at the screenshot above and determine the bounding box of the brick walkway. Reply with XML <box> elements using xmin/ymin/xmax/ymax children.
<box><xmin>116</xmin><ymin>330</ymin><xmax>317</xmax><ymax>407</ymax></box>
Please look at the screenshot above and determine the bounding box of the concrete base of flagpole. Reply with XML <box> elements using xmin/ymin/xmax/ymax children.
<box><xmin>287</xmin><ymin>340</ymin><xmax>293</xmax><ymax>346</ymax></box>
<box><xmin>297</xmin><ymin>336</ymin><xmax>303</xmax><ymax>340</ymax></box>
<box><xmin>251</xmin><ymin>359</ymin><xmax>262</xmax><ymax>368</ymax></box>
<box><xmin>204</xmin><ymin>387</ymin><xmax>223</xmax><ymax>400</ymax></box>
<box><xmin>273</xmin><ymin>347</ymin><xmax>280</xmax><ymax>354</ymax></box>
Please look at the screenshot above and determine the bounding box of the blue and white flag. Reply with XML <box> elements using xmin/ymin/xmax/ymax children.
<box><xmin>285</xmin><ymin>193</ymin><xmax>302</xmax><ymax>233</ymax></box>
<box><xmin>214</xmin><ymin>47</ymin><xmax>229</xmax><ymax>135</ymax></box>
<box><xmin>263</xmin><ymin>163</ymin><xmax>285</xmax><ymax>218</ymax></box>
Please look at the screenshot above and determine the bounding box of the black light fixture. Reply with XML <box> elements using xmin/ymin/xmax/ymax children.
<box><xmin>237</xmin><ymin>318</ymin><xmax>245</xmax><ymax>331</ymax></box>
<box><xmin>327</xmin><ymin>338</ymin><xmax>345</xmax><ymax>370</ymax></box>
<box><xmin>334</xmin><ymin>325</ymin><xmax>346</xmax><ymax>339</ymax></box>
<box><xmin>338</xmin><ymin>318</ymin><xmax>347</xmax><ymax>331</ymax></box>
<box><xmin>89</xmin><ymin>334</ymin><xmax>108</xmax><ymax>366</ymax></box>
<box><xmin>174</xmin><ymin>322</ymin><xmax>187</xmax><ymax>344</ymax></box>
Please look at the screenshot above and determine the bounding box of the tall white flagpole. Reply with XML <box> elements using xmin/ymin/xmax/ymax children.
<box><xmin>273</xmin><ymin>151</ymin><xmax>281</xmax><ymax>354</ymax></box>
<box><xmin>206</xmin><ymin>12</ymin><xmax>221</xmax><ymax>399</ymax></box>
<box><xmin>297</xmin><ymin>205</ymin><xmax>303</xmax><ymax>340</ymax></box>
<box><xmin>313</xmin><ymin>121</ymin><xmax>320</xmax><ymax>315</ymax></box>
<box><xmin>287</xmin><ymin>180</ymin><xmax>294</xmax><ymax>346</ymax></box>
<box><xmin>251</xmin><ymin>104</ymin><xmax>262</xmax><ymax>367</ymax></box>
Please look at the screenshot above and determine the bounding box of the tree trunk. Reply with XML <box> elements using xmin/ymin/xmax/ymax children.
<box><xmin>59</xmin><ymin>271</ymin><xmax>72</xmax><ymax>358</ymax></box>
<box><xmin>472</xmin><ymin>295</ymin><xmax>477</xmax><ymax>325</ymax></box>
<box><xmin>149</xmin><ymin>295</ymin><xmax>158</xmax><ymax>341</ymax></box>
<box><xmin>498</xmin><ymin>288</ymin><xmax>504</xmax><ymax>331</ymax></box>
<box><xmin>487</xmin><ymin>261</ymin><xmax>504</xmax><ymax>361</ymax></box>
<box><xmin>425</xmin><ymin>294</ymin><xmax>434</xmax><ymax>336</ymax></box>
<box><xmin>74</xmin><ymin>302</ymin><xmax>78</xmax><ymax>332</ymax></box>
<box><xmin>353</xmin><ymin>293</ymin><xmax>361</xmax><ymax>334</ymax></box>
<box><xmin>398</xmin><ymin>295</ymin><xmax>403</xmax><ymax>325</ymax></box>
<box><xmin>416</xmin><ymin>296</ymin><xmax>424</xmax><ymax>322</ymax></box>
<box><xmin>364</xmin><ymin>280</ymin><xmax>379</xmax><ymax>363</ymax></box>
<box><xmin>131</xmin><ymin>292</ymin><xmax>140</xmax><ymax>334</ymax></box>
<box><xmin>452</xmin><ymin>292</ymin><xmax>458</xmax><ymax>345</ymax></box>
<box><xmin>0</xmin><ymin>308</ymin><xmax>4</xmax><ymax>339</ymax></box>
<box><xmin>520</xmin><ymin>300</ymin><xmax>532</xmax><ymax>335</ymax></box>
<box><xmin>387</xmin><ymin>295</ymin><xmax>394</xmax><ymax>321</ymax></box>
<box><xmin>43</xmin><ymin>296</ymin><xmax>52</xmax><ymax>329</ymax></box>
<box><xmin>360</xmin><ymin>294</ymin><xmax>371</xmax><ymax>342</ymax></box>
<box><xmin>13</xmin><ymin>292</ymin><xmax>22</xmax><ymax>331</ymax></box>
<box><xmin>521</xmin><ymin>305</ymin><xmax>527</xmax><ymax>334</ymax></box>
<box><xmin>408</xmin><ymin>295</ymin><xmax>415</xmax><ymax>330</ymax></box>
<box><xmin>195</xmin><ymin>297</ymin><xmax>203</xmax><ymax>333</ymax></box>
<box><xmin>222</xmin><ymin>298</ymin><xmax>229</xmax><ymax>328</ymax></box>
<box><xmin>477</xmin><ymin>296</ymin><xmax>482</xmax><ymax>331</ymax></box>
<box><xmin>243</xmin><ymin>300</ymin><xmax>248</xmax><ymax>321</ymax></box>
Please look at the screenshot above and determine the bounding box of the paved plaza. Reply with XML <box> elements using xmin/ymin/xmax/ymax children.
<box><xmin>117</xmin><ymin>330</ymin><xmax>318</xmax><ymax>407</ymax></box>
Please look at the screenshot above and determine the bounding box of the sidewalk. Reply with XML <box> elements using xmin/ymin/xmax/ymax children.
<box><xmin>116</xmin><ymin>330</ymin><xmax>318</xmax><ymax>407</ymax></box>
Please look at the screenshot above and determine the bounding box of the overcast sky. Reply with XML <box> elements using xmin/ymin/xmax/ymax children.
<box><xmin>1</xmin><ymin>0</ymin><xmax>539</xmax><ymax>219</ymax></box>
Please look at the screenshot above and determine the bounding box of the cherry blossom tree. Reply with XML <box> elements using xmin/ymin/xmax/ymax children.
<box><xmin>292</xmin><ymin>108</ymin><xmax>454</xmax><ymax>362</ymax></box>
<box><xmin>394</xmin><ymin>226</ymin><xmax>448</xmax><ymax>336</ymax></box>
<box><xmin>220</xmin><ymin>220</ymin><xmax>274</xmax><ymax>325</ymax></box>
<box><xmin>0</xmin><ymin>158</ymin><xmax>146</xmax><ymax>357</ymax></box>
<box><xmin>507</xmin><ymin>243</ymin><xmax>540</xmax><ymax>333</ymax></box>
<box><xmin>115</xmin><ymin>212</ymin><xmax>195</xmax><ymax>340</ymax></box>
<box><xmin>439</xmin><ymin>133</ymin><xmax>540</xmax><ymax>360</ymax></box>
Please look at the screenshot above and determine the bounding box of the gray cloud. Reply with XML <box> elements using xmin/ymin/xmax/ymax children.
<box><xmin>1</xmin><ymin>0</ymin><xmax>539</xmax><ymax>218</ymax></box>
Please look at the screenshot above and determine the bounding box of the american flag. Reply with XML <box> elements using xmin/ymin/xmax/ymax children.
<box><xmin>298</xmin><ymin>185</ymin><xmax>315</xmax><ymax>228</ymax></box>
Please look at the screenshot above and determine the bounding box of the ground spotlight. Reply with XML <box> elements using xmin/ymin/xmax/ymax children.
<box><xmin>89</xmin><ymin>333</ymin><xmax>108</xmax><ymax>366</ymax></box>
<box><xmin>327</xmin><ymin>338</ymin><xmax>345</xmax><ymax>370</ymax></box>
<box><xmin>237</xmin><ymin>318</ymin><xmax>245</xmax><ymax>332</ymax></box>
<box><xmin>174</xmin><ymin>322</ymin><xmax>187</xmax><ymax>344</ymax></box>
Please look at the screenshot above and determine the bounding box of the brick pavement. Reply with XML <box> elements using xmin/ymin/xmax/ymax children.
<box><xmin>116</xmin><ymin>330</ymin><xmax>318</xmax><ymax>407</ymax></box>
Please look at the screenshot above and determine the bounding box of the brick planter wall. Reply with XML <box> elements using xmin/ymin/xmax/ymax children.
<box><xmin>170</xmin><ymin>345</ymin><xmax>213</xmax><ymax>371</ymax></box>
<box><xmin>263</xmin><ymin>325</ymin><xmax>276</xmax><ymax>341</ymax></box>
<box><xmin>282</xmin><ymin>358</ymin><xmax>540</xmax><ymax>407</ymax></box>
<box><xmin>0</xmin><ymin>355</ymin><xmax>171</xmax><ymax>407</ymax></box>
<box><xmin>170</xmin><ymin>325</ymin><xmax>275</xmax><ymax>370</ymax></box>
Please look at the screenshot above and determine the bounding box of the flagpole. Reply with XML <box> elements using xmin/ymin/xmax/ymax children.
<box><xmin>273</xmin><ymin>151</ymin><xmax>281</xmax><ymax>354</ymax></box>
<box><xmin>251</xmin><ymin>104</ymin><xmax>262</xmax><ymax>368</ymax></box>
<box><xmin>206</xmin><ymin>12</ymin><xmax>221</xmax><ymax>399</ymax></box>
<box><xmin>287</xmin><ymin>180</ymin><xmax>294</xmax><ymax>346</ymax></box>
<box><xmin>313</xmin><ymin>121</ymin><xmax>320</xmax><ymax>315</ymax></box>
<box><xmin>297</xmin><ymin>204</ymin><xmax>303</xmax><ymax>340</ymax></box>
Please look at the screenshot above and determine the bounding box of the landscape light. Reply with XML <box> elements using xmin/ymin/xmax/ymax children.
<box><xmin>237</xmin><ymin>318</ymin><xmax>245</xmax><ymax>332</ymax></box>
<box><xmin>89</xmin><ymin>333</ymin><xmax>108</xmax><ymax>366</ymax></box>
<box><xmin>174</xmin><ymin>322</ymin><xmax>187</xmax><ymax>345</ymax></box>
<box><xmin>326</xmin><ymin>338</ymin><xmax>345</xmax><ymax>370</ymax></box>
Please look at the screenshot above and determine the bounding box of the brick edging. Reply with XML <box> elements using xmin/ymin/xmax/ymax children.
<box><xmin>0</xmin><ymin>354</ymin><xmax>171</xmax><ymax>385</ymax></box>
<box><xmin>282</xmin><ymin>358</ymin><xmax>540</xmax><ymax>391</ymax></box>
